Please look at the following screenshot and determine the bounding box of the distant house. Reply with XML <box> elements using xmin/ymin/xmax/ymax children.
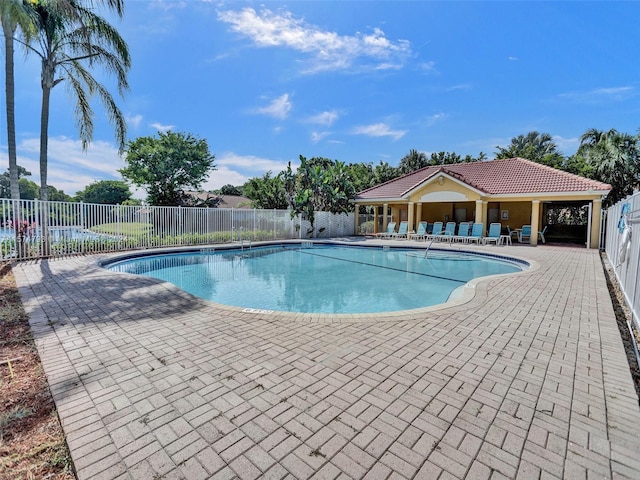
<box><xmin>216</xmin><ymin>195</ymin><xmax>252</xmax><ymax>209</ymax></box>
<box><xmin>182</xmin><ymin>191</ymin><xmax>252</xmax><ymax>209</ymax></box>
<box><xmin>355</xmin><ymin>157</ymin><xmax>611</xmax><ymax>248</ymax></box>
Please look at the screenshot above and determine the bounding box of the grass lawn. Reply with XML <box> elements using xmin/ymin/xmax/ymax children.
<box><xmin>90</xmin><ymin>222</ymin><xmax>152</xmax><ymax>236</ymax></box>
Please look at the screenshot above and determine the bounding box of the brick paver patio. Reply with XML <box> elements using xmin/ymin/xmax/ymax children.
<box><xmin>12</xmin><ymin>240</ymin><xmax>640</xmax><ymax>479</ymax></box>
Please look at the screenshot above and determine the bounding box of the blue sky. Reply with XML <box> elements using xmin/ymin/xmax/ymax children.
<box><xmin>1</xmin><ymin>1</ymin><xmax>639</xmax><ymax>197</ymax></box>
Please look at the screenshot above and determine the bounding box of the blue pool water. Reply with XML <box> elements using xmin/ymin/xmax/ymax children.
<box><xmin>105</xmin><ymin>244</ymin><xmax>524</xmax><ymax>314</ymax></box>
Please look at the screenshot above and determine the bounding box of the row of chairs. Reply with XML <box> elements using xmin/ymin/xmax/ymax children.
<box><xmin>376</xmin><ymin>221</ymin><xmax>547</xmax><ymax>244</ymax></box>
<box><xmin>376</xmin><ymin>221</ymin><xmax>483</xmax><ymax>243</ymax></box>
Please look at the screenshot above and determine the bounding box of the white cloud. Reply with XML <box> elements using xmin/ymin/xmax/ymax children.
<box><xmin>418</xmin><ymin>61</ymin><xmax>437</xmax><ymax>73</ymax></box>
<box><xmin>254</xmin><ymin>93</ymin><xmax>293</xmax><ymax>120</ymax></box>
<box><xmin>352</xmin><ymin>123</ymin><xmax>406</xmax><ymax>141</ymax></box>
<box><xmin>425</xmin><ymin>112</ymin><xmax>446</xmax><ymax>126</ymax></box>
<box><xmin>1</xmin><ymin>136</ymin><xmax>124</xmax><ymax>195</ymax></box>
<box><xmin>216</xmin><ymin>152</ymin><xmax>290</xmax><ymax>173</ymax></box>
<box><xmin>311</xmin><ymin>131</ymin><xmax>330</xmax><ymax>143</ymax></box>
<box><xmin>199</xmin><ymin>151</ymin><xmax>294</xmax><ymax>190</ymax></box>
<box><xmin>149</xmin><ymin>0</ymin><xmax>187</xmax><ymax>13</ymax></box>
<box><xmin>126</xmin><ymin>113</ymin><xmax>143</xmax><ymax>129</ymax></box>
<box><xmin>150</xmin><ymin>122</ymin><xmax>174</xmax><ymax>132</ymax></box>
<box><xmin>553</xmin><ymin>135</ymin><xmax>580</xmax><ymax>154</ymax></box>
<box><xmin>218</xmin><ymin>7</ymin><xmax>412</xmax><ymax>74</ymax></box>
<box><xmin>558</xmin><ymin>86</ymin><xmax>635</xmax><ymax>104</ymax></box>
<box><xmin>201</xmin><ymin>166</ymin><xmax>249</xmax><ymax>191</ymax></box>
<box><xmin>306</xmin><ymin>110</ymin><xmax>339</xmax><ymax>127</ymax></box>
<box><xmin>445</xmin><ymin>84</ymin><xmax>472</xmax><ymax>92</ymax></box>
<box><xmin>20</xmin><ymin>137</ymin><xmax>122</xmax><ymax>176</ymax></box>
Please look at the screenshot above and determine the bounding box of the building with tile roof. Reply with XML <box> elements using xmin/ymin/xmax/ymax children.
<box><xmin>355</xmin><ymin>157</ymin><xmax>611</xmax><ymax>247</ymax></box>
<box><xmin>183</xmin><ymin>191</ymin><xmax>252</xmax><ymax>209</ymax></box>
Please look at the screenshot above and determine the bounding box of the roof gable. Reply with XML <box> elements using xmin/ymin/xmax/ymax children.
<box><xmin>356</xmin><ymin>158</ymin><xmax>611</xmax><ymax>200</ymax></box>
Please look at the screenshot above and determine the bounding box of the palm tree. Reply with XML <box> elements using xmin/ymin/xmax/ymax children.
<box><xmin>24</xmin><ymin>1</ymin><xmax>130</xmax><ymax>202</ymax></box>
<box><xmin>578</xmin><ymin>128</ymin><xmax>640</xmax><ymax>205</ymax></box>
<box><xmin>398</xmin><ymin>149</ymin><xmax>428</xmax><ymax>175</ymax></box>
<box><xmin>2</xmin><ymin>1</ymin><xmax>124</xmax><ymax>202</ymax></box>
<box><xmin>496</xmin><ymin>131</ymin><xmax>564</xmax><ymax>168</ymax></box>
<box><xmin>1</xmin><ymin>1</ymin><xmax>37</xmax><ymax>201</ymax></box>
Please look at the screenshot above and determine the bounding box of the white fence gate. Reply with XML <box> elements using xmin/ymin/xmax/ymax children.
<box><xmin>0</xmin><ymin>198</ymin><xmax>355</xmax><ymax>261</ymax></box>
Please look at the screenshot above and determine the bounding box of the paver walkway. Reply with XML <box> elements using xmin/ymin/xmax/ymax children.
<box><xmin>12</xmin><ymin>241</ymin><xmax>640</xmax><ymax>480</ymax></box>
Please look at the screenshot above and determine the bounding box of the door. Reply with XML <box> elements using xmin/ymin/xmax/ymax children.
<box><xmin>454</xmin><ymin>208</ymin><xmax>467</xmax><ymax>223</ymax></box>
<box><xmin>488</xmin><ymin>208</ymin><xmax>500</xmax><ymax>224</ymax></box>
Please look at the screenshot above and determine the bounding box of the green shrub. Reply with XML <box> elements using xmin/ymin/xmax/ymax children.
<box><xmin>360</xmin><ymin>220</ymin><xmax>375</xmax><ymax>235</ymax></box>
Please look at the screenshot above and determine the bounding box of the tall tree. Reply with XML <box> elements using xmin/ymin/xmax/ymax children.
<box><xmin>283</xmin><ymin>156</ymin><xmax>356</xmax><ymax>232</ymax></box>
<box><xmin>217</xmin><ymin>184</ymin><xmax>243</xmax><ymax>196</ymax></box>
<box><xmin>23</xmin><ymin>0</ymin><xmax>130</xmax><ymax>201</ymax></box>
<box><xmin>495</xmin><ymin>131</ymin><xmax>564</xmax><ymax>168</ymax></box>
<box><xmin>120</xmin><ymin>131</ymin><xmax>216</xmax><ymax>206</ymax></box>
<box><xmin>373</xmin><ymin>161</ymin><xmax>399</xmax><ymax>185</ymax></box>
<box><xmin>398</xmin><ymin>149</ymin><xmax>429</xmax><ymax>175</ymax></box>
<box><xmin>75</xmin><ymin>179</ymin><xmax>132</xmax><ymax>204</ymax></box>
<box><xmin>2</xmin><ymin>0</ymin><xmax>125</xmax><ymax>202</ymax></box>
<box><xmin>1</xmin><ymin>0</ymin><xmax>36</xmax><ymax>201</ymax></box>
<box><xmin>243</xmin><ymin>172</ymin><xmax>288</xmax><ymax>209</ymax></box>
<box><xmin>0</xmin><ymin>165</ymin><xmax>31</xmax><ymax>198</ymax></box>
<box><xmin>346</xmin><ymin>162</ymin><xmax>376</xmax><ymax>192</ymax></box>
<box><xmin>577</xmin><ymin>128</ymin><xmax>640</xmax><ymax>206</ymax></box>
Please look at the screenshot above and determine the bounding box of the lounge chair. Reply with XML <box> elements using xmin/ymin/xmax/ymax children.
<box><xmin>376</xmin><ymin>221</ymin><xmax>396</xmax><ymax>238</ymax></box>
<box><xmin>424</xmin><ymin>221</ymin><xmax>444</xmax><ymax>241</ymax></box>
<box><xmin>507</xmin><ymin>225</ymin><xmax>519</xmax><ymax>241</ymax></box>
<box><xmin>389</xmin><ymin>221</ymin><xmax>409</xmax><ymax>239</ymax></box>
<box><xmin>436</xmin><ymin>222</ymin><xmax>457</xmax><ymax>242</ymax></box>
<box><xmin>453</xmin><ymin>222</ymin><xmax>470</xmax><ymax>243</ymax></box>
<box><xmin>483</xmin><ymin>223</ymin><xmax>502</xmax><ymax>245</ymax></box>
<box><xmin>409</xmin><ymin>221</ymin><xmax>428</xmax><ymax>241</ymax></box>
<box><xmin>517</xmin><ymin>225</ymin><xmax>532</xmax><ymax>243</ymax></box>
<box><xmin>467</xmin><ymin>223</ymin><xmax>484</xmax><ymax>244</ymax></box>
<box><xmin>538</xmin><ymin>225</ymin><xmax>548</xmax><ymax>244</ymax></box>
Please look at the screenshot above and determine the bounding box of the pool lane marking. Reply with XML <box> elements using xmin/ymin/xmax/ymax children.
<box><xmin>297</xmin><ymin>249</ymin><xmax>467</xmax><ymax>284</ymax></box>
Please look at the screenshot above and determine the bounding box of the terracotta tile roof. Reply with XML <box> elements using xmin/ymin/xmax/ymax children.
<box><xmin>356</xmin><ymin>158</ymin><xmax>611</xmax><ymax>200</ymax></box>
<box><xmin>183</xmin><ymin>191</ymin><xmax>252</xmax><ymax>208</ymax></box>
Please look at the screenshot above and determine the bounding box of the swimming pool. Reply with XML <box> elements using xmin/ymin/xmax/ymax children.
<box><xmin>105</xmin><ymin>243</ymin><xmax>525</xmax><ymax>314</ymax></box>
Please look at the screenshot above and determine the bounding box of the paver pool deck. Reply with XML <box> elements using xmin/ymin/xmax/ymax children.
<box><xmin>12</xmin><ymin>240</ymin><xmax>640</xmax><ymax>480</ymax></box>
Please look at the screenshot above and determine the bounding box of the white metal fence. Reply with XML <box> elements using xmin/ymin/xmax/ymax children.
<box><xmin>0</xmin><ymin>198</ymin><xmax>355</xmax><ymax>261</ymax></box>
<box><xmin>605</xmin><ymin>192</ymin><xmax>640</xmax><ymax>336</ymax></box>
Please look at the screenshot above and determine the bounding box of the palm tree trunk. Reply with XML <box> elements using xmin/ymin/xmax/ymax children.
<box><xmin>39</xmin><ymin>62</ymin><xmax>53</xmax><ymax>256</ymax></box>
<box><xmin>3</xmin><ymin>24</ymin><xmax>19</xmax><ymax>201</ymax></box>
<box><xmin>39</xmin><ymin>72</ymin><xmax>51</xmax><ymax>202</ymax></box>
<box><xmin>2</xmin><ymin>19</ymin><xmax>24</xmax><ymax>257</ymax></box>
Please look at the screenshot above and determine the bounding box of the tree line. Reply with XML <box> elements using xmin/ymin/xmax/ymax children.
<box><xmin>4</xmin><ymin>128</ymin><xmax>638</xmax><ymax>216</ymax></box>
<box><xmin>240</xmin><ymin>129</ymin><xmax>640</xmax><ymax>213</ymax></box>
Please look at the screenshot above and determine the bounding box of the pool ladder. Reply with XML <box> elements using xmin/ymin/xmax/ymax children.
<box><xmin>424</xmin><ymin>237</ymin><xmax>436</xmax><ymax>258</ymax></box>
<box><xmin>240</xmin><ymin>237</ymin><xmax>252</xmax><ymax>251</ymax></box>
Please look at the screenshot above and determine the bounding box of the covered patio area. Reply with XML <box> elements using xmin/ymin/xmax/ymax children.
<box><xmin>355</xmin><ymin>158</ymin><xmax>611</xmax><ymax>248</ymax></box>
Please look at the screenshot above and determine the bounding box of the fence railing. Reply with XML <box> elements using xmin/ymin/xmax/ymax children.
<box><xmin>605</xmin><ymin>192</ymin><xmax>640</xmax><ymax>337</ymax></box>
<box><xmin>0</xmin><ymin>198</ymin><xmax>355</xmax><ymax>261</ymax></box>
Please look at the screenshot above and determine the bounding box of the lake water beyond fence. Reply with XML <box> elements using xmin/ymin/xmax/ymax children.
<box><xmin>0</xmin><ymin>198</ymin><xmax>355</xmax><ymax>261</ymax></box>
